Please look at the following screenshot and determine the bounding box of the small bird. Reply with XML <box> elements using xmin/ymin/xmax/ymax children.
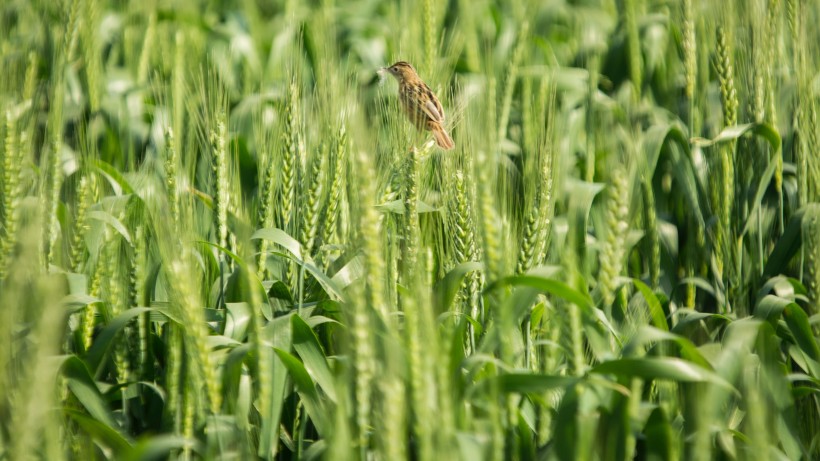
<box><xmin>382</xmin><ymin>61</ymin><xmax>454</xmax><ymax>150</ymax></box>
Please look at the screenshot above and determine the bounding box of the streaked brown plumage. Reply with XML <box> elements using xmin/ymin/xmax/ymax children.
<box><xmin>383</xmin><ymin>61</ymin><xmax>454</xmax><ymax>150</ymax></box>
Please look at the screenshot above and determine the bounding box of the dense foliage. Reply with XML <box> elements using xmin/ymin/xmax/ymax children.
<box><xmin>1</xmin><ymin>0</ymin><xmax>820</xmax><ymax>459</ymax></box>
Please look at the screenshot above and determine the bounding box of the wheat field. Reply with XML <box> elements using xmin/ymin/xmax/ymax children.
<box><xmin>1</xmin><ymin>0</ymin><xmax>820</xmax><ymax>459</ymax></box>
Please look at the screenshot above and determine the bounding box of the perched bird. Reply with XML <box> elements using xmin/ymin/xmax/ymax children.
<box><xmin>382</xmin><ymin>61</ymin><xmax>454</xmax><ymax>150</ymax></box>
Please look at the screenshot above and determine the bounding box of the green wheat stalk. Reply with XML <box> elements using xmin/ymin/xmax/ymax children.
<box><xmin>624</xmin><ymin>0</ymin><xmax>643</xmax><ymax>95</ymax></box>
<box><xmin>301</xmin><ymin>143</ymin><xmax>326</xmax><ymax>256</ymax></box>
<box><xmin>321</xmin><ymin>122</ymin><xmax>347</xmax><ymax>268</ymax></box>
<box><xmin>81</xmin><ymin>0</ymin><xmax>101</xmax><ymax>112</ymax></box>
<box><xmin>1</xmin><ymin>111</ymin><xmax>21</xmax><ymax>279</ymax></box>
<box><xmin>210</xmin><ymin>111</ymin><xmax>230</xmax><ymax>255</ymax></box>
<box><xmin>598</xmin><ymin>168</ymin><xmax>630</xmax><ymax>310</ymax></box>
<box><xmin>642</xmin><ymin>179</ymin><xmax>660</xmax><ymax>288</ymax></box>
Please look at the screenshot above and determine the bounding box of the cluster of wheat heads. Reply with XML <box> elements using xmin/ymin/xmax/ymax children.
<box><xmin>1</xmin><ymin>0</ymin><xmax>820</xmax><ymax>459</ymax></box>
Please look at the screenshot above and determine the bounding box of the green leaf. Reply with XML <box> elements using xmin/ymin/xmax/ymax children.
<box><xmin>252</xmin><ymin>228</ymin><xmax>347</xmax><ymax>301</ymax></box>
<box><xmin>643</xmin><ymin>407</ymin><xmax>674</xmax><ymax>461</ymax></box>
<box><xmin>783</xmin><ymin>303</ymin><xmax>820</xmax><ymax>364</ymax></box>
<box><xmin>93</xmin><ymin>159</ymin><xmax>135</xmax><ymax>195</ymax></box>
<box><xmin>632</xmin><ymin>279</ymin><xmax>669</xmax><ymax>331</ymax></box>
<box><xmin>85</xmin><ymin>307</ymin><xmax>154</xmax><ymax>374</ymax></box>
<box><xmin>270</xmin><ymin>250</ymin><xmax>347</xmax><ymax>301</ymax></box>
<box><xmin>642</xmin><ymin>122</ymin><xmax>708</xmax><ymax>227</ymax></box>
<box><xmin>375</xmin><ymin>198</ymin><xmax>438</xmax><ymax>214</ymax></box>
<box><xmin>621</xmin><ymin>326</ymin><xmax>713</xmax><ymax>369</ymax></box>
<box><xmin>122</xmin><ymin>435</ymin><xmax>198</xmax><ymax>461</ymax></box>
<box><xmin>222</xmin><ymin>343</ymin><xmax>252</xmax><ymax>407</ymax></box>
<box><xmin>486</xmin><ymin>274</ymin><xmax>594</xmax><ymax>310</ymax></box>
<box><xmin>252</xmin><ymin>228</ymin><xmax>306</xmax><ymax>261</ymax></box>
<box><xmin>291</xmin><ymin>314</ymin><xmax>337</xmax><ymax>403</ymax></box>
<box><xmin>273</xmin><ymin>348</ymin><xmax>329</xmax><ymax>436</ymax></box>
<box><xmin>225</xmin><ymin>302</ymin><xmax>251</xmax><ymax>341</ymax></box>
<box><xmin>565</xmin><ymin>179</ymin><xmax>606</xmax><ymax>263</ymax></box>
<box><xmin>64</xmin><ymin>409</ymin><xmax>132</xmax><ymax>455</ymax></box>
<box><xmin>61</xmin><ymin>294</ymin><xmax>102</xmax><ymax>313</ymax></box>
<box><xmin>259</xmin><ymin>338</ymin><xmax>290</xmax><ymax>458</ymax></box>
<box><xmin>87</xmin><ymin>210</ymin><xmax>132</xmax><ymax>244</ymax></box>
<box><xmin>739</xmin><ymin>152</ymin><xmax>781</xmax><ymax>238</ymax></box>
<box><xmin>60</xmin><ymin>356</ymin><xmax>123</xmax><ymax>434</ymax></box>
<box><xmin>754</xmin><ymin>294</ymin><xmax>792</xmax><ymax>322</ymax></box>
<box><xmin>763</xmin><ymin>207</ymin><xmax>809</xmax><ymax>277</ymax></box>
<box><xmin>435</xmin><ymin>261</ymin><xmax>483</xmax><ymax>311</ymax></box>
<box><xmin>643</xmin><ymin>121</ymin><xmax>686</xmax><ymax>178</ymax></box>
<box><xmin>591</xmin><ymin>357</ymin><xmax>736</xmax><ymax>392</ymax></box>
<box><xmin>496</xmin><ymin>373</ymin><xmax>577</xmax><ymax>394</ymax></box>
<box><xmin>486</xmin><ymin>272</ymin><xmax>619</xmax><ymax>338</ymax></box>
<box><xmin>267</xmin><ymin>280</ymin><xmax>295</xmax><ymax>304</ymax></box>
<box><xmin>330</xmin><ymin>255</ymin><xmax>364</xmax><ymax>288</ymax></box>
<box><xmin>691</xmin><ymin>122</ymin><xmax>780</xmax><ymax>150</ymax></box>
<box><xmin>670</xmin><ymin>308</ymin><xmax>732</xmax><ymax>334</ymax></box>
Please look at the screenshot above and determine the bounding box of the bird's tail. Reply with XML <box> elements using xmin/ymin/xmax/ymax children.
<box><xmin>432</xmin><ymin>124</ymin><xmax>455</xmax><ymax>150</ymax></box>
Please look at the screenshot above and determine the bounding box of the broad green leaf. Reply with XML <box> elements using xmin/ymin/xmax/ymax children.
<box><xmin>93</xmin><ymin>159</ymin><xmax>135</xmax><ymax>195</ymax></box>
<box><xmin>270</xmin><ymin>250</ymin><xmax>347</xmax><ymax>301</ymax></box>
<box><xmin>486</xmin><ymin>274</ymin><xmax>594</xmax><ymax>310</ymax></box>
<box><xmin>225</xmin><ymin>302</ymin><xmax>251</xmax><ymax>341</ymax></box>
<box><xmin>375</xmin><ymin>198</ymin><xmax>438</xmax><ymax>214</ymax></box>
<box><xmin>764</xmin><ymin>207</ymin><xmax>811</xmax><ymax>277</ymax></box>
<box><xmin>252</xmin><ymin>228</ymin><xmax>347</xmax><ymax>301</ymax></box>
<box><xmin>197</xmin><ymin>240</ymin><xmax>250</xmax><ymax>272</ymax></box>
<box><xmin>621</xmin><ymin>326</ymin><xmax>713</xmax><ymax>369</ymax></box>
<box><xmin>457</xmin><ymin>432</ymin><xmax>487</xmax><ymax>461</ymax></box>
<box><xmin>435</xmin><ymin>261</ymin><xmax>483</xmax><ymax>311</ymax></box>
<box><xmin>496</xmin><ymin>373</ymin><xmax>577</xmax><ymax>394</ymax></box>
<box><xmin>252</xmin><ymin>227</ymin><xmax>306</xmax><ymax>261</ymax></box>
<box><xmin>87</xmin><ymin>210</ymin><xmax>132</xmax><ymax>244</ymax></box>
<box><xmin>632</xmin><ymin>279</ymin><xmax>669</xmax><ymax>331</ymax></box>
<box><xmin>267</xmin><ymin>280</ymin><xmax>295</xmax><ymax>303</ymax></box>
<box><xmin>783</xmin><ymin>303</ymin><xmax>820</xmax><ymax>364</ymax></box>
<box><xmin>591</xmin><ymin>357</ymin><xmax>736</xmax><ymax>392</ymax></box>
<box><xmin>565</xmin><ymin>179</ymin><xmax>606</xmax><ymax>264</ymax></box>
<box><xmin>676</xmin><ymin>277</ymin><xmax>717</xmax><ymax>301</ymax></box>
<box><xmin>61</xmin><ymin>294</ymin><xmax>102</xmax><ymax>313</ymax></box>
<box><xmin>739</xmin><ymin>152</ymin><xmax>781</xmax><ymax>238</ymax></box>
<box><xmin>273</xmin><ymin>348</ymin><xmax>329</xmax><ymax>436</ymax></box>
<box><xmin>121</xmin><ymin>435</ymin><xmax>198</xmax><ymax>461</ymax></box>
<box><xmin>302</xmin><ymin>440</ymin><xmax>327</xmax><ymax>461</ymax></box>
<box><xmin>643</xmin><ymin>407</ymin><xmax>674</xmax><ymax>461</ymax></box>
<box><xmin>643</xmin><ymin>122</ymin><xmax>709</xmax><ymax>227</ymax></box>
<box><xmin>291</xmin><ymin>314</ymin><xmax>337</xmax><ymax>402</ymax></box>
<box><xmin>691</xmin><ymin>123</ymin><xmax>780</xmax><ymax>150</ymax></box>
<box><xmin>554</xmin><ymin>383</ymin><xmax>599</xmax><ymax>461</ymax></box>
<box><xmin>330</xmin><ymin>255</ymin><xmax>364</xmax><ymax>288</ymax></box>
<box><xmin>670</xmin><ymin>309</ymin><xmax>732</xmax><ymax>334</ymax></box>
<box><xmin>486</xmin><ymin>272</ymin><xmax>619</xmax><ymax>339</ymax></box>
<box><xmin>60</xmin><ymin>356</ymin><xmax>122</xmax><ymax>433</ymax></box>
<box><xmin>259</xmin><ymin>346</ymin><xmax>289</xmax><ymax>458</ymax></box>
<box><xmin>756</xmin><ymin>276</ymin><xmax>799</xmax><ymax>302</ymax></box>
<box><xmin>85</xmin><ymin>307</ymin><xmax>154</xmax><ymax>374</ymax></box>
<box><xmin>754</xmin><ymin>294</ymin><xmax>792</xmax><ymax>322</ymax></box>
<box><xmin>222</xmin><ymin>343</ymin><xmax>252</xmax><ymax>407</ymax></box>
<box><xmin>64</xmin><ymin>409</ymin><xmax>132</xmax><ymax>455</ymax></box>
<box><xmin>642</xmin><ymin>122</ymin><xmax>686</xmax><ymax>179</ymax></box>
<box><xmin>305</xmin><ymin>315</ymin><xmax>341</xmax><ymax>329</ymax></box>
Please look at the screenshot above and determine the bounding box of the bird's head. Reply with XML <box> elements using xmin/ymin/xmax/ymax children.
<box><xmin>381</xmin><ymin>61</ymin><xmax>417</xmax><ymax>82</ymax></box>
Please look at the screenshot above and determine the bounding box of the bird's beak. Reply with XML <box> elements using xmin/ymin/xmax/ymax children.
<box><xmin>377</xmin><ymin>67</ymin><xmax>387</xmax><ymax>75</ymax></box>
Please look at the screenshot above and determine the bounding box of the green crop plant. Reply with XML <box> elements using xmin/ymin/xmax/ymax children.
<box><xmin>1</xmin><ymin>0</ymin><xmax>819</xmax><ymax>459</ymax></box>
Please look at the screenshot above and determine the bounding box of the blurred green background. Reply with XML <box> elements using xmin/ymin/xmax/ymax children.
<box><xmin>2</xmin><ymin>0</ymin><xmax>820</xmax><ymax>459</ymax></box>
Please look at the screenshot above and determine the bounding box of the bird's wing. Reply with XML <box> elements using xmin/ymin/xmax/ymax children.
<box><xmin>423</xmin><ymin>100</ymin><xmax>443</xmax><ymax>122</ymax></box>
<box><xmin>420</xmin><ymin>86</ymin><xmax>444</xmax><ymax>122</ymax></box>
